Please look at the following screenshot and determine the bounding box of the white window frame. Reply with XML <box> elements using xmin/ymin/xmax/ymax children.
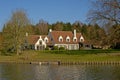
<box><xmin>44</xmin><ymin>37</ymin><xmax>48</xmax><ymax>43</ymax></box>
<box><xmin>66</xmin><ymin>36</ymin><xmax>70</xmax><ymax>42</ymax></box>
<box><xmin>73</xmin><ymin>37</ymin><xmax>77</xmax><ymax>42</ymax></box>
<box><xmin>59</xmin><ymin>36</ymin><xmax>63</xmax><ymax>42</ymax></box>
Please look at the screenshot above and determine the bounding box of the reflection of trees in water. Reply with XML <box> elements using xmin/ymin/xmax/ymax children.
<box><xmin>0</xmin><ymin>64</ymin><xmax>36</xmax><ymax>80</ymax></box>
<box><xmin>85</xmin><ymin>65</ymin><xmax>120</xmax><ymax>80</ymax></box>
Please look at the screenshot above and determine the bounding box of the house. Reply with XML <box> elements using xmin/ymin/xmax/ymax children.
<box><xmin>48</xmin><ymin>29</ymin><xmax>84</xmax><ymax>50</ymax></box>
<box><xmin>26</xmin><ymin>35</ymin><xmax>50</xmax><ymax>50</ymax></box>
<box><xmin>26</xmin><ymin>29</ymin><xmax>86</xmax><ymax>50</ymax></box>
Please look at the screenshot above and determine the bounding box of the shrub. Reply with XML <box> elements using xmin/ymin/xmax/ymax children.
<box><xmin>45</xmin><ymin>46</ymin><xmax>49</xmax><ymax>50</ymax></box>
<box><xmin>53</xmin><ymin>46</ymin><xmax>59</xmax><ymax>50</ymax></box>
<box><xmin>59</xmin><ymin>47</ymin><xmax>65</xmax><ymax>50</ymax></box>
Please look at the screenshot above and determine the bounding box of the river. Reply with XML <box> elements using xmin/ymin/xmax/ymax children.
<box><xmin>0</xmin><ymin>63</ymin><xmax>120</xmax><ymax>80</ymax></box>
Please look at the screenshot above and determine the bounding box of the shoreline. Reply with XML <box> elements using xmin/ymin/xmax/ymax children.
<box><xmin>0</xmin><ymin>50</ymin><xmax>120</xmax><ymax>65</ymax></box>
<box><xmin>0</xmin><ymin>61</ymin><xmax>120</xmax><ymax>65</ymax></box>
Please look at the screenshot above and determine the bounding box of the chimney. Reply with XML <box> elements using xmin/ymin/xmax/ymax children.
<box><xmin>74</xmin><ymin>29</ymin><xmax>76</xmax><ymax>37</ymax></box>
<box><xmin>39</xmin><ymin>36</ymin><xmax>41</xmax><ymax>39</ymax></box>
<box><xmin>26</xmin><ymin>32</ymin><xmax>28</xmax><ymax>37</ymax></box>
<box><xmin>49</xmin><ymin>29</ymin><xmax>52</xmax><ymax>32</ymax></box>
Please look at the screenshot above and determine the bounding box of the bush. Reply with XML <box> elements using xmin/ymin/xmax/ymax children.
<box><xmin>0</xmin><ymin>50</ymin><xmax>12</xmax><ymax>56</ymax></box>
<box><xmin>45</xmin><ymin>46</ymin><xmax>49</xmax><ymax>50</ymax></box>
<box><xmin>53</xmin><ymin>46</ymin><xmax>59</xmax><ymax>50</ymax></box>
<box><xmin>59</xmin><ymin>47</ymin><xmax>65</xmax><ymax>50</ymax></box>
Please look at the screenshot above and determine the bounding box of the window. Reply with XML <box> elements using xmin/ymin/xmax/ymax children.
<box><xmin>80</xmin><ymin>36</ymin><xmax>84</xmax><ymax>42</ymax></box>
<box><xmin>73</xmin><ymin>37</ymin><xmax>77</xmax><ymax>42</ymax></box>
<box><xmin>66</xmin><ymin>36</ymin><xmax>70</xmax><ymax>42</ymax></box>
<box><xmin>80</xmin><ymin>39</ymin><xmax>83</xmax><ymax>42</ymax></box>
<box><xmin>45</xmin><ymin>39</ymin><xmax>48</xmax><ymax>43</ymax></box>
<box><xmin>60</xmin><ymin>39</ymin><xmax>63</xmax><ymax>42</ymax></box>
<box><xmin>39</xmin><ymin>41</ymin><xmax>42</xmax><ymax>45</ymax></box>
<box><xmin>67</xmin><ymin>39</ymin><xmax>70</xmax><ymax>42</ymax></box>
<box><xmin>85</xmin><ymin>45</ymin><xmax>89</xmax><ymax>47</ymax></box>
<box><xmin>44</xmin><ymin>39</ymin><xmax>48</xmax><ymax>43</ymax></box>
<box><xmin>44</xmin><ymin>37</ymin><xmax>48</xmax><ymax>43</ymax></box>
<box><xmin>73</xmin><ymin>38</ymin><xmax>77</xmax><ymax>42</ymax></box>
<box><xmin>59</xmin><ymin>36</ymin><xmax>63</xmax><ymax>42</ymax></box>
<box><xmin>74</xmin><ymin>39</ymin><xmax>77</xmax><ymax>42</ymax></box>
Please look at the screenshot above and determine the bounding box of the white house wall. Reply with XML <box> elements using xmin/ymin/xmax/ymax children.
<box><xmin>55</xmin><ymin>44</ymin><xmax>79</xmax><ymax>50</ymax></box>
<box><xmin>35</xmin><ymin>37</ymin><xmax>47</xmax><ymax>50</ymax></box>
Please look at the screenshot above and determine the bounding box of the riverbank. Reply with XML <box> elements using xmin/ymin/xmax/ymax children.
<box><xmin>0</xmin><ymin>50</ymin><xmax>120</xmax><ymax>65</ymax></box>
<box><xmin>1</xmin><ymin>60</ymin><xmax>120</xmax><ymax>65</ymax></box>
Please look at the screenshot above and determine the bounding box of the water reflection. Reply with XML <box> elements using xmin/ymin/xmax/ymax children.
<box><xmin>0</xmin><ymin>64</ymin><xmax>120</xmax><ymax>80</ymax></box>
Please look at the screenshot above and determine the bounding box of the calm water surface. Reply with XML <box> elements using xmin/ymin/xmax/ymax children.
<box><xmin>0</xmin><ymin>64</ymin><xmax>120</xmax><ymax>80</ymax></box>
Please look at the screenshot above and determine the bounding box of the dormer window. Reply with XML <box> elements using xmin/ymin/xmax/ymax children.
<box><xmin>67</xmin><ymin>39</ymin><xmax>70</xmax><ymax>42</ymax></box>
<box><xmin>80</xmin><ymin>39</ymin><xmax>83</xmax><ymax>42</ymax></box>
<box><xmin>59</xmin><ymin>36</ymin><xmax>63</xmax><ymax>42</ymax></box>
<box><xmin>74</xmin><ymin>39</ymin><xmax>77</xmax><ymax>42</ymax></box>
<box><xmin>80</xmin><ymin>36</ymin><xmax>84</xmax><ymax>42</ymax></box>
<box><xmin>66</xmin><ymin>36</ymin><xmax>70</xmax><ymax>42</ymax></box>
<box><xmin>44</xmin><ymin>37</ymin><xmax>48</xmax><ymax>43</ymax></box>
<box><xmin>73</xmin><ymin>37</ymin><xmax>77</xmax><ymax>42</ymax></box>
<box><xmin>60</xmin><ymin>39</ymin><xmax>63</xmax><ymax>42</ymax></box>
<box><xmin>45</xmin><ymin>39</ymin><xmax>48</xmax><ymax>43</ymax></box>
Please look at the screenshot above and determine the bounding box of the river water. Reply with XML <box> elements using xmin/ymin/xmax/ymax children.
<box><xmin>0</xmin><ymin>64</ymin><xmax>120</xmax><ymax>80</ymax></box>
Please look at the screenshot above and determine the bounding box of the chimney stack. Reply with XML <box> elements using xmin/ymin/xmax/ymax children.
<box><xmin>49</xmin><ymin>29</ymin><xmax>52</xmax><ymax>32</ymax></box>
<box><xmin>26</xmin><ymin>32</ymin><xmax>28</xmax><ymax>37</ymax></box>
<box><xmin>74</xmin><ymin>29</ymin><xmax>76</xmax><ymax>37</ymax></box>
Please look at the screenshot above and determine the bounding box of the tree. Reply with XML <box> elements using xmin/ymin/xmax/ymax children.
<box><xmin>63</xmin><ymin>22</ymin><xmax>72</xmax><ymax>31</ymax></box>
<box><xmin>0</xmin><ymin>32</ymin><xmax>3</xmax><ymax>51</ymax></box>
<box><xmin>2</xmin><ymin>10</ymin><xmax>30</xmax><ymax>55</ymax></box>
<box><xmin>72</xmin><ymin>21</ymin><xmax>82</xmax><ymax>32</ymax></box>
<box><xmin>36</xmin><ymin>19</ymin><xmax>48</xmax><ymax>35</ymax></box>
<box><xmin>88</xmin><ymin>0</ymin><xmax>120</xmax><ymax>49</ymax></box>
<box><xmin>83</xmin><ymin>24</ymin><xmax>107</xmax><ymax>47</ymax></box>
<box><xmin>108</xmin><ymin>25</ymin><xmax>120</xmax><ymax>49</ymax></box>
<box><xmin>52</xmin><ymin>22</ymin><xmax>63</xmax><ymax>31</ymax></box>
<box><xmin>88</xmin><ymin>0</ymin><xmax>120</xmax><ymax>25</ymax></box>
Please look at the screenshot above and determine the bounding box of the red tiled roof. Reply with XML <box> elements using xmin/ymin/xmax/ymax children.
<box><xmin>27</xmin><ymin>35</ymin><xmax>39</xmax><ymax>44</ymax></box>
<box><xmin>27</xmin><ymin>30</ymin><xmax>83</xmax><ymax>45</ymax></box>
<box><xmin>27</xmin><ymin>35</ymin><xmax>51</xmax><ymax>45</ymax></box>
<box><xmin>50</xmin><ymin>31</ymin><xmax>82</xmax><ymax>44</ymax></box>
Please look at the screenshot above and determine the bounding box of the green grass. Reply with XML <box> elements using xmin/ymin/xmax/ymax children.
<box><xmin>0</xmin><ymin>49</ymin><xmax>120</xmax><ymax>63</ymax></box>
<box><xmin>41</xmin><ymin>49</ymin><xmax>120</xmax><ymax>55</ymax></box>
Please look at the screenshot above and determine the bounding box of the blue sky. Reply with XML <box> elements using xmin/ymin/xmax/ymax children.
<box><xmin>0</xmin><ymin>0</ymin><xmax>92</xmax><ymax>31</ymax></box>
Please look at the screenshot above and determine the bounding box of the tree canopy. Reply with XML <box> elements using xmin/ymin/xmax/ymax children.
<box><xmin>2</xmin><ymin>10</ymin><xmax>31</xmax><ymax>55</ymax></box>
<box><xmin>88</xmin><ymin>0</ymin><xmax>120</xmax><ymax>49</ymax></box>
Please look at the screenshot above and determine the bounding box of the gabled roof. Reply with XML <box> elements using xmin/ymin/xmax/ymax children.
<box><xmin>50</xmin><ymin>31</ymin><xmax>82</xmax><ymax>44</ymax></box>
<box><xmin>27</xmin><ymin>35</ymin><xmax>39</xmax><ymax>44</ymax></box>
<box><xmin>27</xmin><ymin>35</ymin><xmax>50</xmax><ymax>44</ymax></box>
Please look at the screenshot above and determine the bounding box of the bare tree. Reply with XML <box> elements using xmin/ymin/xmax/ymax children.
<box><xmin>88</xmin><ymin>0</ymin><xmax>120</xmax><ymax>25</ymax></box>
<box><xmin>88</xmin><ymin>0</ymin><xmax>120</xmax><ymax>49</ymax></box>
<box><xmin>36</xmin><ymin>19</ymin><xmax>48</xmax><ymax>35</ymax></box>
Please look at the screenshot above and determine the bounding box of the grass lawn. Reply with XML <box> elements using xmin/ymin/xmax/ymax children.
<box><xmin>0</xmin><ymin>49</ymin><xmax>120</xmax><ymax>63</ymax></box>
